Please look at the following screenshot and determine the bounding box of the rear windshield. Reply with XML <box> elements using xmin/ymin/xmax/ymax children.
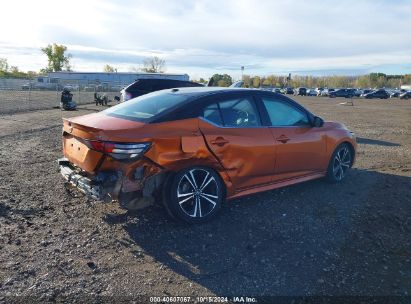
<box><xmin>104</xmin><ymin>91</ymin><xmax>190</xmax><ymax>122</ymax></box>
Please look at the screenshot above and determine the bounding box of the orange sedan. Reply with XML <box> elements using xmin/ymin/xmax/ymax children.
<box><xmin>58</xmin><ymin>88</ymin><xmax>356</xmax><ymax>223</ymax></box>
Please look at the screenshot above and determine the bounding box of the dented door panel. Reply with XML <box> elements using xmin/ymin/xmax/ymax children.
<box><xmin>199</xmin><ymin>119</ymin><xmax>276</xmax><ymax>191</ymax></box>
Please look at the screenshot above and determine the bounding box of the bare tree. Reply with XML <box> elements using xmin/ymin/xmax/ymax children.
<box><xmin>103</xmin><ymin>64</ymin><xmax>116</xmax><ymax>73</ymax></box>
<box><xmin>142</xmin><ymin>56</ymin><xmax>166</xmax><ymax>73</ymax></box>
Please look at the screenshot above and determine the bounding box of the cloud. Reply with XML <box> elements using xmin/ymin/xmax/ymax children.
<box><xmin>0</xmin><ymin>0</ymin><xmax>410</xmax><ymax>78</ymax></box>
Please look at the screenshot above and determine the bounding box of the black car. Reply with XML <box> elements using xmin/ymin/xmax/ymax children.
<box><xmin>121</xmin><ymin>78</ymin><xmax>203</xmax><ymax>102</ymax></box>
<box><xmin>295</xmin><ymin>87</ymin><xmax>307</xmax><ymax>96</ymax></box>
<box><xmin>363</xmin><ymin>89</ymin><xmax>390</xmax><ymax>99</ymax></box>
<box><xmin>329</xmin><ymin>89</ymin><xmax>354</xmax><ymax>98</ymax></box>
<box><xmin>399</xmin><ymin>91</ymin><xmax>411</xmax><ymax>99</ymax></box>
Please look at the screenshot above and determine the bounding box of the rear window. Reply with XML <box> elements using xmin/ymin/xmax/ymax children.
<box><xmin>104</xmin><ymin>91</ymin><xmax>189</xmax><ymax>122</ymax></box>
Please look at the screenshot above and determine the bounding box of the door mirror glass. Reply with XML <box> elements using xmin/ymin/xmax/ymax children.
<box><xmin>313</xmin><ymin>116</ymin><xmax>324</xmax><ymax>127</ymax></box>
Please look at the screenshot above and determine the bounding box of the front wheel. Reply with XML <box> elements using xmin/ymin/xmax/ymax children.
<box><xmin>165</xmin><ymin>167</ymin><xmax>224</xmax><ymax>224</ymax></box>
<box><xmin>326</xmin><ymin>143</ymin><xmax>353</xmax><ymax>183</ymax></box>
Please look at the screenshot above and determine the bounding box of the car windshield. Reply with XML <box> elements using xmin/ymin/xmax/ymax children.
<box><xmin>104</xmin><ymin>91</ymin><xmax>189</xmax><ymax>122</ymax></box>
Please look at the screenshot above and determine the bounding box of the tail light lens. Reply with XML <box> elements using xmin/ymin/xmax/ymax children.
<box><xmin>87</xmin><ymin>140</ymin><xmax>150</xmax><ymax>160</ymax></box>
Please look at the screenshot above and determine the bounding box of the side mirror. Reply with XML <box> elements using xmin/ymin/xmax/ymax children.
<box><xmin>313</xmin><ymin>116</ymin><xmax>324</xmax><ymax>127</ymax></box>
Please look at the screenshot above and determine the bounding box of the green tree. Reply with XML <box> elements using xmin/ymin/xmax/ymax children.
<box><xmin>103</xmin><ymin>64</ymin><xmax>116</xmax><ymax>73</ymax></box>
<box><xmin>262</xmin><ymin>78</ymin><xmax>271</xmax><ymax>86</ymax></box>
<box><xmin>142</xmin><ymin>56</ymin><xmax>166</xmax><ymax>73</ymax></box>
<box><xmin>209</xmin><ymin>74</ymin><xmax>233</xmax><ymax>87</ymax></box>
<box><xmin>242</xmin><ymin>75</ymin><xmax>251</xmax><ymax>87</ymax></box>
<box><xmin>0</xmin><ymin>58</ymin><xmax>8</xmax><ymax>72</ymax></box>
<box><xmin>252</xmin><ymin>76</ymin><xmax>260</xmax><ymax>88</ymax></box>
<box><xmin>402</xmin><ymin>74</ymin><xmax>411</xmax><ymax>85</ymax></box>
<box><xmin>41</xmin><ymin>43</ymin><xmax>72</xmax><ymax>72</ymax></box>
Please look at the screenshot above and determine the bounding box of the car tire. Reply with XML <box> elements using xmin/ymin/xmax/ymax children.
<box><xmin>326</xmin><ymin>143</ymin><xmax>353</xmax><ymax>183</ymax></box>
<box><xmin>164</xmin><ymin>167</ymin><xmax>224</xmax><ymax>224</ymax></box>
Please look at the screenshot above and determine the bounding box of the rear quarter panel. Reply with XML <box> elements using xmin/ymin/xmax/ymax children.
<box><xmin>133</xmin><ymin>118</ymin><xmax>233</xmax><ymax>193</ymax></box>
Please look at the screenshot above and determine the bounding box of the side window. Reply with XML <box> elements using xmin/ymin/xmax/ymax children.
<box><xmin>135</xmin><ymin>80</ymin><xmax>154</xmax><ymax>91</ymax></box>
<box><xmin>152</xmin><ymin>80</ymin><xmax>171</xmax><ymax>91</ymax></box>
<box><xmin>203</xmin><ymin>103</ymin><xmax>223</xmax><ymax>126</ymax></box>
<box><xmin>202</xmin><ymin>97</ymin><xmax>261</xmax><ymax>127</ymax></box>
<box><xmin>262</xmin><ymin>97</ymin><xmax>310</xmax><ymax>126</ymax></box>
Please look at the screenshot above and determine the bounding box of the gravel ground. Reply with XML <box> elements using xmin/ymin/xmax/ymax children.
<box><xmin>0</xmin><ymin>96</ymin><xmax>410</xmax><ymax>302</ymax></box>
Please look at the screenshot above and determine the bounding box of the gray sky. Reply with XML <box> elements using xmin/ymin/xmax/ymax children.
<box><xmin>1</xmin><ymin>0</ymin><xmax>410</xmax><ymax>79</ymax></box>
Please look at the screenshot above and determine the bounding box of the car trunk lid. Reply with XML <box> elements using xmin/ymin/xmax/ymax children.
<box><xmin>62</xmin><ymin>112</ymin><xmax>146</xmax><ymax>173</ymax></box>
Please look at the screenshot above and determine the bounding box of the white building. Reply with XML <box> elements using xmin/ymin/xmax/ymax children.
<box><xmin>47</xmin><ymin>71</ymin><xmax>189</xmax><ymax>86</ymax></box>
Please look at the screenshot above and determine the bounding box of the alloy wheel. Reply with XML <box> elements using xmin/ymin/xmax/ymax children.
<box><xmin>176</xmin><ymin>168</ymin><xmax>219</xmax><ymax>218</ymax></box>
<box><xmin>332</xmin><ymin>146</ymin><xmax>351</xmax><ymax>181</ymax></box>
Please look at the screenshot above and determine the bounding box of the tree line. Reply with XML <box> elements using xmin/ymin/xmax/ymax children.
<box><xmin>204</xmin><ymin>73</ymin><xmax>411</xmax><ymax>89</ymax></box>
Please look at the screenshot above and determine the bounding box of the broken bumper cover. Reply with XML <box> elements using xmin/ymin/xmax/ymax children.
<box><xmin>58</xmin><ymin>157</ymin><xmax>166</xmax><ymax>210</ymax></box>
<box><xmin>58</xmin><ymin>158</ymin><xmax>104</xmax><ymax>200</ymax></box>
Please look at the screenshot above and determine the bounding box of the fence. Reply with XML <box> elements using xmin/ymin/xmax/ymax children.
<box><xmin>0</xmin><ymin>78</ymin><xmax>123</xmax><ymax>115</ymax></box>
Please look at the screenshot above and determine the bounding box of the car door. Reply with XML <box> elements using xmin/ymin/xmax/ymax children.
<box><xmin>198</xmin><ymin>93</ymin><xmax>276</xmax><ymax>190</ymax></box>
<box><xmin>257</xmin><ymin>94</ymin><xmax>327</xmax><ymax>182</ymax></box>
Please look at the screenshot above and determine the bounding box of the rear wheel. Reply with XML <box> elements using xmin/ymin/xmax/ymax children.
<box><xmin>165</xmin><ymin>167</ymin><xmax>224</xmax><ymax>224</ymax></box>
<box><xmin>326</xmin><ymin>144</ymin><xmax>353</xmax><ymax>183</ymax></box>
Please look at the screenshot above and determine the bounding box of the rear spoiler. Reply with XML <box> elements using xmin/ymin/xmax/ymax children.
<box><xmin>62</xmin><ymin>118</ymin><xmax>102</xmax><ymax>133</ymax></box>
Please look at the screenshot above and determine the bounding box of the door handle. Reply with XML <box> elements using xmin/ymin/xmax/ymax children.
<box><xmin>276</xmin><ymin>135</ymin><xmax>290</xmax><ymax>143</ymax></box>
<box><xmin>211</xmin><ymin>137</ymin><xmax>229</xmax><ymax>147</ymax></box>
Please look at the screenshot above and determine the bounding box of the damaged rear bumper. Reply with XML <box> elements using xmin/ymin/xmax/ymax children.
<box><xmin>57</xmin><ymin>157</ymin><xmax>166</xmax><ymax>209</ymax></box>
<box><xmin>58</xmin><ymin>158</ymin><xmax>106</xmax><ymax>201</ymax></box>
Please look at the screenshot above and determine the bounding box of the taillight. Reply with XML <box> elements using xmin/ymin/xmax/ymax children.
<box><xmin>87</xmin><ymin>140</ymin><xmax>150</xmax><ymax>160</ymax></box>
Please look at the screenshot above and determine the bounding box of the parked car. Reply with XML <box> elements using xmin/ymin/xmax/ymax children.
<box><xmin>121</xmin><ymin>78</ymin><xmax>203</xmax><ymax>102</ymax></box>
<box><xmin>272</xmin><ymin>88</ymin><xmax>283</xmax><ymax>94</ymax></box>
<box><xmin>360</xmin><ymin>89</ymin><xmax>373</xmax><ymax>96</ymax></box>
<box><xmin>363</xmin><ymin>89</ymin><xmax>390</xmax><ymax>99</ymax></box>
<box><xmin>284</xmin><ymin>87</ymin><xmax>294</xmax><ymax>94</ymax></box>
<box><xmin>390</xmin><ymin>90</ymin><xmax>401</xmax><ymax>98</ymax></box>
<box><xmin>321</xmin><ymin>88</ymin><xmax>335</xmax><ymax>97</ymax></box>
<box><xmin>350</xmin><ymin>88</ymin><xmax>361</xmax><ymax>97</ymax></box>
<box><xmin>230</xmin><ymin>81</ymin><xmax>244</xmax><ymax>88</ymax></box>
<box><xmin>295</xmin><ymin>87</ymin><xmax>307</xmax><ymax>96</ymax></box>
<box><xmin>21</xmin><ymin>83</ymin><xmax>32</xmax><ymax>90</ymax></box>
<box><xmin>399</xmin><ymin>91</ymin><xmax>411</xmax><ymax>99</ymax></box>
<box><xmin>307</xmin><ymin>89</ymin><xmax>317</xmax><ymax>96</ymax></box>
<box><xmin>58</xmin><ymin>88</ymin><xmax>356</xmax><ymax>223</ymax></box>
<box><xmin>329</xmin><ymin>89</ymin><xmax>354</xmax><ymax>98</ymax></box>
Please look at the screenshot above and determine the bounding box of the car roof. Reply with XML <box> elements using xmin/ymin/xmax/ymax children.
<box><xmin>168</xmin><ymin>87</ymin><xmax>311</xmax><ymax>114</ymax></box>
<box><xmin>160</xmin><ymin>86</ymin><xmax>260</xmax><ymax>98</ymax></box>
